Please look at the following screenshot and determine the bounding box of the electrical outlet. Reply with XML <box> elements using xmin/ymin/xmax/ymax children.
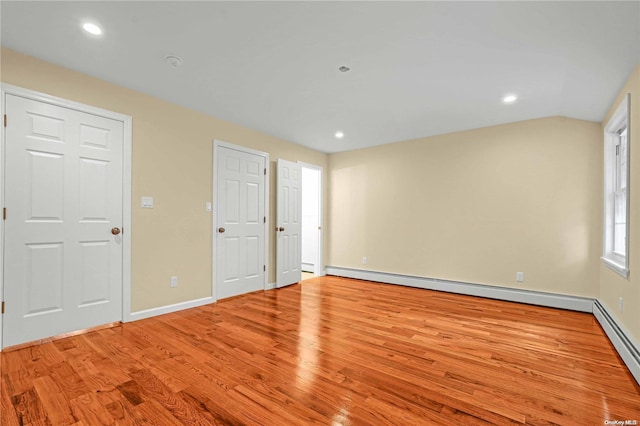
<box><xmin>618</xmin><ymin>297</ymin><xmax>623</xmax><ymax>313</ymax></box>
<box><xmin>170</xmin><ymin>276</ymin><xmax>178</xmax><ymax>288</ymax></box>
<box><xmin>362</xmin><ymin>257</ymin><xmax>367</xmax><ymax>265</ymax></box>
<box><xmin>516</xmin><ymin>272</ymin><xmax>524</xmax><ymax>282</ymax></box>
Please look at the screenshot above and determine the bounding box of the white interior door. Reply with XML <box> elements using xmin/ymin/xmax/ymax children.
<box><xmin>216</xmin><ymin>145</ymin><xmax>266</xmax><ymax>299</ymax></box>
<box><xmin>3</xmin><ymin>94</ymin><xmax>123</xmax><ymax>347</ymax></box>
<box><xmin>276</xmin><ymin>158</ymin><xmax>301</xmax><ymax>288</ymax></box>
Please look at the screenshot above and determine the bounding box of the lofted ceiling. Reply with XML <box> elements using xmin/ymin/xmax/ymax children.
<box><xmin>1</xmin><ymin>1</ymin><xmax>639</xmax><ymax>153</ymax></box>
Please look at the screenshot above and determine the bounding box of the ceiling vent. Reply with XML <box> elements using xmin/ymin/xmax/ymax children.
<box><xmin>165</xmin><ymin>55</ymin><xmax>184</xmax><ymax>67</ymax></box>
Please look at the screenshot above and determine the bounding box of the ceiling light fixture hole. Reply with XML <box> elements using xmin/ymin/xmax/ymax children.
<box><xmin>338</xmin><ymin>66</ymin><xmax>350</xmax><ymax>73</ymax></box>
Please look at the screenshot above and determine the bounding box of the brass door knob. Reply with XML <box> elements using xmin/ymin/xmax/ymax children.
<box><xmin>218</xmin><ymin>227</ymin><xmax>226</xmax><ymax>233</ymax></box>
<box><xmin>111</xmin><ymin>227</ymin><xmax>121</xmax><ymax>235</ymax></box>
<box><xmin>279</xmin><ymin>227</ymin><xmax>285</xmax><ymax>232</ymax></box>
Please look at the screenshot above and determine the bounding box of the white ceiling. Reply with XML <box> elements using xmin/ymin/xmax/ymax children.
<box><xmin>2</xmin><ymin>1</ymin><xmax>639</xmax><ymax>153</ymax></box>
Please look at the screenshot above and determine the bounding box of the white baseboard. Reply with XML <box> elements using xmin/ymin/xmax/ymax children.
<box><xmin>126</xmin><ymin>297</ymin><xmax>215</xmax><ymax>322</ymax></box>
<box><xmin>301</xmin><ymin>262</ymin><xmax>314</xmax><ymax>272</ymax></box>
<box><xmin>593</xmin><ymin>300</ymin><xmax>640</xmax><ymax>384</ymax></box>
<box><xmin>325</xmin><ymin>266</ymin><xmax>593</xmax><ymax>312</ymax></box>
<box><xmin>127</xmin><ymin>281</ymin><xmax>279</xmax><ymax>322</ymax></box>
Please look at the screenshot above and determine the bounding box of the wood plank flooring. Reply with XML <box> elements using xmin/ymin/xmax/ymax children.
<box><xmin>2</xmin><ymin>276</ymin><xmax>639</xmax><ymax>425</ymax></box>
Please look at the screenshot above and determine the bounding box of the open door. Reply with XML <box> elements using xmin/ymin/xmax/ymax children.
<box><xmin>276</xmin><ymin>158</ymin><xmax>302</xmax><ymax>288</ymax></box>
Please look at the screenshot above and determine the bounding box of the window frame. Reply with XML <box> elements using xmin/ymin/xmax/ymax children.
<box><xmin>602</xmin><ymin>93</ymin><xmax>631</xmax><ymax>277</ymax></box>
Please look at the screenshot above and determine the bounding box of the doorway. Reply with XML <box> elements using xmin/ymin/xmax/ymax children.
<box><xmin>300</xmin><ymin>163</ymin><xmax>322</xmax><ymax>279</ymax></box>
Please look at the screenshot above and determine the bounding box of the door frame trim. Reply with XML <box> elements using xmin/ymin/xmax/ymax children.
<box><xmin>212</xmin><ymin>140</ymin><xmax>270</xmax><ymax>301</ymax></box>
<box><xmin>0</xmin><ymin>84</ymin><xmax>133</xmax><ymax>348</ymax></box>
<box><xmin>298</xmin><ymin>161</ymin><xmax>324</xmax><ymax>277</ymax></box>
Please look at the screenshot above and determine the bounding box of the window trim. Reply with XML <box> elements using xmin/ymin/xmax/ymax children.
<box><xmin>602</xmin><ymin>93</ymin><xmax>631</xmax><ymax>278</ymax></box>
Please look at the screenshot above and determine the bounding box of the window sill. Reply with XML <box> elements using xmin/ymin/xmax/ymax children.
<box><xmin>601</xmin><ymin>256</ymin><xmax>629</xmax><ymax>278</ymax></box>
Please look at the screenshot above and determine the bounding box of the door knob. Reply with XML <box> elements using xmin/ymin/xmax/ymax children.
<box><xmin>279</xmin><ymin>227</ymin><xmax>285</xmax><ymax>232</ymax></box>
<box><xmin>111</xmin><ymin>227</ymin><xmax>121</xmax><ymax>235</ymax></box>
<box><xmin>218</xmin><ymin>227</ymin><xmax>225</xmax><ymax>233</ymax></box>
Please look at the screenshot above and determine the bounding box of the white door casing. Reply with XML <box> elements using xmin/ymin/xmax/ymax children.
<box><xmin>214</xmin><ymin>142</ymin><xmax>268</xmax><ymax>299</ymax></box>
<box><xmin>276</xmin><ymin>158</ymin><xmax>301</xmax><ymax>288</ymax></box>
<box><xmin>2</xmin><ymin>88</ymin><xmax>131</xmax><ymax>348</ymax></box>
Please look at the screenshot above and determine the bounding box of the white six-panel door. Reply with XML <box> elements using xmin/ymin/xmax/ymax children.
<box><xmin>3</xmin><ymin>94</ymin><xmax>124</xmax><ymax>347</ymax></box>
<box><xmin>276</xmin><ymin>158</ymin><xmax>301</xmax><ymax>288</ymax></box>
<box><xmin>216</xmin><ymin>145</ymin><xmax>266</xmax><ymax>299</ymax></box>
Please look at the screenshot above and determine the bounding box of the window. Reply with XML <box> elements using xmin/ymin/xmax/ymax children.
<box><xmin>602</xmin><ymin>94</ymin><xmax>631</xmax><ymax>277</ymax></box>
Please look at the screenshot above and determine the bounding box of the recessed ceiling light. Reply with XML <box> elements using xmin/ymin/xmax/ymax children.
<box><xmin>338</xmin><ymin>66</ymin><xmax>350</xmax><ymax>73</ymax></box>
<box><xmin>82</xmin><ymin>22</ymin><xmax>102</xmax><ymax>36</ymax></box>
<box><xmin>503</xmin><ymin>94</ymin><xmax>518</xmax><ymax>104</ymax></box>
<box><xmin>335</xmin><ymin>131</ymin><xmax>344</xmax><ymax>139</ymax></box>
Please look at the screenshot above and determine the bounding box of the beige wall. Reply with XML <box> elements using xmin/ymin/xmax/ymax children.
<box><xmin>4</xmin><ymin>45</ymin><xmax>637</xmax><ymax>344</ymax></box>
<box><xmin>1</xmin><ymin>47</ymin><xmax>328</xmax><ymax>312</ymax></box>
<box><xmin>328</xmin><ymin>116</ymin><xmax>602</xmax><ymax>298</ymax></box>
<box><xmin>600</xmin><ymin>65</ymin><xmax>640</xmax><ymax>342</ymax></box>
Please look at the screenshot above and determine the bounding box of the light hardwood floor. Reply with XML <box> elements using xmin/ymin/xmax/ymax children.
<box><xmin>2</xmin><ymin>276</ymin><xmax>639</xmax><ymax>425</ymax></box>
<box><xmin>301</xmin><ymin>271</ymin><xmax>315</xmax><ymax>281</ymax></box>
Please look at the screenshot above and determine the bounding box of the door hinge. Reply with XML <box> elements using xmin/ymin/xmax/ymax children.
<box><xmin>263</xmin><ymin>265</ymin><xmax>266</xmax><ymax>272</ymax></box>
<box><xmin>2</xmin><ymin>208</ymin><xmax>5</xmax><ymax>220</ymax></box>
<box><xmin>616</xmin><ymin>144</ymin><xmax>620</xmax><ymax>156</ymax></box>
<box><xmin>3</xmin><ymin>114</ymin><xmax>6</xmax><ymax>128</ymax></box>
<box><xmin>264</xmin><ymin>168</ymin><xmax>267</xmax><ymax>175</ymax></box>
<box><xmin>1</xmin><ymin>301</ymin><xmax>4</xmax><ymax>314</ymax></box>
<box><xmin>263</xmin><ymin>216</ymin><xmax>266</xmax><ymax>223</ymax></box>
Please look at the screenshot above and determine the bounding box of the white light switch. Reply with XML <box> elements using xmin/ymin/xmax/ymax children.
<box><xmin>141</xmin><ymin>196</ymin><xmax>154</xmax><ymax>208</ymax></box>
<box><xmin>206</xmin><ymin>201</ymin><xmax>212</xmax><ymax>212</ymax></box>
